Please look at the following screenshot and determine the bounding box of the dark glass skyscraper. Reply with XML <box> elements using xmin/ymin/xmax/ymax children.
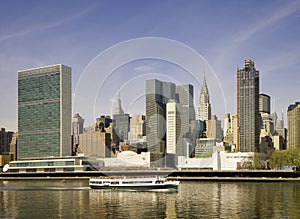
<box><xmin>146</xmin><ymin>79</ymin><xmax>175</xmax><ymax>164</ymax></box>
<box><xmin>146</xmin><ymin>79</ymin><xmax>196</xmax><ymax>166</ymax></box>
<box><xmin>18</xmin><ymin>64</ymin><xmax>71</xmax><ymax>159</ymax></box>
<box><xmin>237</xmin><ymin>59</ymin><xmax>260</xmax><ymax>152</ymax></box>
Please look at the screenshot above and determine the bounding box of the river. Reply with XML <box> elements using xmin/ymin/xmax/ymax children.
<box><xmin>1</xmin><ymin>179</ymin><xmax>299</xmax><ymax>218</ymax></box>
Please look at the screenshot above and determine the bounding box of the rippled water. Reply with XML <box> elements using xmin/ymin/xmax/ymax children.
<box><xmin>1</xmin><ymin>179</ymin><xmax>300</xmax><ymax>218</ymax></box>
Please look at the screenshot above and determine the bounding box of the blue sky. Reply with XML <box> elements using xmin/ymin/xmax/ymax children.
<box><xmin>1</xmin><ymin>0</ymin><xmax>300</xmax><ymax>131</ymax></box>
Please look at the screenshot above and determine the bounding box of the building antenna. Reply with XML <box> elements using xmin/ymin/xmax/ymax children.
<box><xmin>273</xmin><ymin>96</ymin><xmax>276</xmax><ymax>114</ymax></box>
<box><xmin>281</xmin><ymin>109</ymin><xmax>284</xmax><ymax>127</ymax></box>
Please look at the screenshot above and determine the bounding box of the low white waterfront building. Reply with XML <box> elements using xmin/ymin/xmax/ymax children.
<box><xmin>98</xmin><ymin>151</ymin><xmax>151</xmax><ymax>168</ymax></box>
<box><xmin>178</xmin><ymin>151</ymin><xmax>253</xmax><ymax>171</ymax></box>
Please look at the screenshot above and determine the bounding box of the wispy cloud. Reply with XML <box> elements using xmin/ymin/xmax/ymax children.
<box><xmin>134</xmin><ymin>64</ymin><xmax>154</xmax><ymax>72</ymax></box>
<box><xmin>0</xmin><ymin>3</ymin><xmax>96</xmax><ymax>43</ymax></box>
<box><xmin>235</xmin><ymin>1</ymin><xmax>300</xmax><ymax>42</ymax></box>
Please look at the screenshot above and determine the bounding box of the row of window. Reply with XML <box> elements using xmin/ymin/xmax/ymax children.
<box><xmin>8</xmin><ymin>167</ymin><xmax>75</xmax><ymax>173</ymax></box>
<box><xmin>18</xmin><ymin>102</ymin><xmax>60</xmax><ymax>132</ymax></box>
<box><xmin>18</xmin><ymin>73</ymin><xmax>61</xmax><ymax>102</ymax></box>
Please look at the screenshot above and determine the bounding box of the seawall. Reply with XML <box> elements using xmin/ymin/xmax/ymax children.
<box><xmin>1</xmin><ymin>169</ymin><xmax>300</xmax><ymax>181</ymax></box>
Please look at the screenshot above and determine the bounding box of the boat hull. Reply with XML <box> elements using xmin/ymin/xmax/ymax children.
<box><xmin>90</xmin><ymin>183</ymin><xmax>179</xmax><ymax>190</ymax></box>
<box><xmin>89</xmin><ymin>176</ymin><xmax>180</xmax><ymax>191</ymax></box>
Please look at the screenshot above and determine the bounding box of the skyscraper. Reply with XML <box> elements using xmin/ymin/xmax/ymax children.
<box><xmin>146</xmin><ymin>79</ymin><xmax>175</xmax><ymax>164</ymax></box>
<box><xmin>223</xmin><ymin>113</ymin><xmax>239</xmax><ymax>150</ymax></box>
<box><xmin>176</xmin><ymin>84</ymin><xmax>195</xmax><ymax>132</ymax></box>
<box><xmin>72</xmin><ymin>113</ymin><xmax>84</xmax><ymax>155</ymax></box>
<box><xmin>259</xmin><ymin>94</ymin><xmax>274</xmax><ymax>134</ymax></box>
<box><xmin>237</xmin><ymin>59</ymin><xmax>260</xmax><ymax>152</ymax></box>
<box><xmin>287</xmin><ymin>102</ymin><xmax>300</xmax><ymax>149</ymax></box>
<box><xmin>18</xmin><ymin>64</ymin><xmax>71</xmax><ymax>159</ymax></box>
<box><xmin>259</xmin><ymin>94</ymin><xmax>271</xmax><ymax>114</ymax></box>
<box><xmin>0</xmin><ymin>128</ymin><xmax>13</xmax><ymax>155</ymax></box>
<box><xmin>206</xmin><ymin>115</ymin><xmax>222</xmax><ymax>142</ymax></box>
<box><xmin>198</xmin><ymin>75</ymin><xmax>211</xmax><ymax>122</ymax></box>
<box><xmin>128</xmin><ymin>114</ymin><xmax>146</xmax><ymax>142</ymax></box>
<box><xmin>113</xmin><ymin>95</ymin><xmax>130</xmax><ymax>141</ymax></box>
<box><xmin>175</xmin><ymin>84</ymin><xmax>195</xmax><ymax>154</ymax></box>
<box><xmin>166</xmin><ymin>100</ymin><xmax>181</xmax><ymax>154</ymax></box>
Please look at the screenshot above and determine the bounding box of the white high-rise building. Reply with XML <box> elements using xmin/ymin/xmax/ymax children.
<box><xmin>166</xmin><ymin>100</ymin><xmax>181</xmax><ymax>154</ymax></box>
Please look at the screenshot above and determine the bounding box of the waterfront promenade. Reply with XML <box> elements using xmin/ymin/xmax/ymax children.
<box><xmin>1</xmin><ymin>169</ymin><xmax>300</xmax><ymax>181</ymax></box>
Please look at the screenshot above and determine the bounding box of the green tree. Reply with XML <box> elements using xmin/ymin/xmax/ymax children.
<box><xmin>270</xmin><ymin>148</ymin><xmax>300</xmax><ymax>169</ymax></box>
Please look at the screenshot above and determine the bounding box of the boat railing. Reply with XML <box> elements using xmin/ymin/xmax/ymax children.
<box><xmin>91</xmin><ymin>175</ymin><xmax>167</xmax><ymax>180</ymax></box>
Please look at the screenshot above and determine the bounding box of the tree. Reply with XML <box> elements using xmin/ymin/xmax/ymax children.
<box><xmin>270</xmin><ymin>148</ymin><xmax>300</xmax><ymax>169</ymax></box>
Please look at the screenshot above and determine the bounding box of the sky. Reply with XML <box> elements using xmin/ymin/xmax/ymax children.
<box><xmin>0</xmin><ymin>0</ymin><xmax>300</xmax><ymax>131</ymax></box>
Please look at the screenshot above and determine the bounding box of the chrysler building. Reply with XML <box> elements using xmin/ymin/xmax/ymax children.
<box><xmin>198</xmin><ymin>74</ymin><xmax>211</xmax><ymax>122</ymax></box>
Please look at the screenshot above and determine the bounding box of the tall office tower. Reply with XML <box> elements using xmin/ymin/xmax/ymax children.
<box><xmin>176</xmin><ymin>84</ymin><xmax>195</xmax><ymax>122</ymax></box>
<box><xmin>271</xmin><ymin>112</ymin><xmax>287</xmax><ymax>150</ymax></box>
<box><xmin>237</xmin><ymin>59</ymin><xmax>260</xmax><ymax>152</ymax></box>
<box><xmin>95</xmin><ymin>115</ymin><xmax>119</xmax><ymax>146</ymax></box>
<box><xmin>113</xmin><ymin>95</ymin><xmax>130</xmax><ymax>141</ymax></box>
<box><xmin>287</xmin><ymin>102</ymin><xmax>300</xmax><ymax>149</ymax></box>
<box><xmin>9</xmin><ymin>133</ymin><xmax>18</xmax><ymax>161</ymax></box>
<box><xmin>96</xmin><ymin>115</ymin><xmax>112</xmax><ymax>131</ymax></box>
<box><xmin>176</xmin><ymin>84</ymin><xmax>195</xmax><ymax>155</ymax></box>
<box><xmin>18</xmin><ymin>64</ymin><xmax>71</xmax><ymax>159</ymax></box>
<box><xmin>79</xmin><ymin>125</ymin><xmax>111</xmax><ymax>158</ymax></box>
<box><xmin>259</xmin><ymin>94</ymin><xmax>271</xmax><ymax>114</ymax></box>
<box><xmin>223</xmin><ymin>113</ymin><xmax>239</xmax><ymax>150</ymax></box>
<box><xmin>0</xmin><ymin>128</ymin><xmax>13</xmax><ymax>155</ymax></box>
<box><xmin>223</xmin><ymin>113</ymin><xmax>231</xmax><ymax>137</ymax></box>
<box><xmin>128</xmin><ymin>115</ymin><xmax>146</xmax><ymax>142</ymax></box>
<box><xmin>146</xmin><ymin>79</ymin><xmax>175</xmax><ymax>164</ymax></box>
<box><xmin>274</xmin><ymin>111</ymin><xmax>284</xmax><ymax>129</ymax></box>
<box><xmin>259</xmin><ymin>94</ymin><xmax>274</xmax><ymax>134</ymax></box>
<box><xmin>72</xmin><ymin>113</ymin><xmax>84</xmax><ymax>155</ymax></box>
<box><xmin>166</xmin><ymin>100</ymin><xmax>181</xmax><ymax>154</ymax></box>
<box><xmin>206</xmin><ymin>115</ymin><xmax>222</xmax><ymax>142</ymax></box>
<box><xmin>166</xmin><ymin>100</ymin><xmax>181</xmax><ymax>166</ymax></box>
<box><xmin>197</xmin><ymin>75</ymin><xmax>211</xmax><ymax>122</ymax></box>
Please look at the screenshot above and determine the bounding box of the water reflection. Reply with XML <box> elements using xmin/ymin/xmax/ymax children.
<box><xmin>0</xmin><ymin>180</ymin><xmax>300</xmax><ymax>218</ymax></box>
<box><xmin>87</xmin><ymin>189</ymin><xmax>178</xmax><ymax>218</ymax></box>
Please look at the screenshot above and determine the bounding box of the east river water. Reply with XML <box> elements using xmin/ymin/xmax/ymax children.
<box><xmin>0</xmin><ymin>179</ymin><xmax>300</xmax><ymax>218</ymax></box>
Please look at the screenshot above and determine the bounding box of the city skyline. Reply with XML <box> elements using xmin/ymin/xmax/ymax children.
<box><xmin>1</xmin><ymin>0</ymin><xmax>300</xmax><ymax>131</ymax></box>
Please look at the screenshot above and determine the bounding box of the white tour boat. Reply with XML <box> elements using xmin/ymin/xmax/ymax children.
<box><xmin>89</xmin><ymin>176</ymin><xmax>180</xmax><ymax>190</ymax></box>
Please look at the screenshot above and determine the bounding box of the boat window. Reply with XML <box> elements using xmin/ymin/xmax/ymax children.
<box><xmin>63</xmin><ymin>167</ymin><xmax>74</xmax><ymax>172</ymax></box>
<box><xmin>44</xmin><ymin>168</ymin><xmax>56</xmax><ymax>172</ymax></box>
<box><xmin>26</xmin><ymin>168</ymin><xmax>37</xmax><ymax>173</ymax></box>
<box><xmin>111</xmin><ymin>182</ymin><xmax>119</xmax><ymax>185</ymax></box>
<box><xmin>123</xmin><ymin>181</ymin><xmax>152</xmax><ymax>184</ymax></box>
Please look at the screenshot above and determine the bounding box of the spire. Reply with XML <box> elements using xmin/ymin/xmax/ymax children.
<box><xmin>199</xmin><ymin>72</ymin><xmax>209</xmax><ymax>103</ymax></box>
<box><xmin>114</xmin><ymin>92</ymin><xmax>124</xmax><ymax>115</ymax></box>
<box><xmin>198</xmin><ymin>71</ymin><xmax>211</xmax><ymax>121</ymax></box>
<box><xmin>281</xmin><ymin>109</ymin><xmax>284</xmax><ymax>127</ymax></box>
